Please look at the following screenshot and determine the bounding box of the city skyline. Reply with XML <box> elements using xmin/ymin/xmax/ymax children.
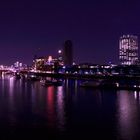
<box><xmin>119</xmin><ymin>35</ymin><xmax>138</xmax><ymax>65</ymax></box>
<box><xmin>0</xmin><ymin>0</ymin><xmax>140</xmax><ymax>65</ymax></box>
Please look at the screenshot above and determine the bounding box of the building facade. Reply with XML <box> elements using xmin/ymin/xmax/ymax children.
<box><xmin>119</xmin><ymin>35</ymin><xmax>138</xmax><ymax>65</ymax></box>
<box><xmin>63</xmin><ymin>40</ymin><xmax>73</xmax><ymax>66</ymax></box>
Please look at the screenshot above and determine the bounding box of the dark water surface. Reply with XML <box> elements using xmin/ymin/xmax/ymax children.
<box><xmin>0</xmin><ymin>75</ymin><xmax>140</xmax><ymax>140</ymax></box>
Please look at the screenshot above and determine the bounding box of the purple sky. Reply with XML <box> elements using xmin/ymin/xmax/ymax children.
<box><xmin>0</xmin><ymin>0</ymin><xmax>140</xmax><ymax>65</ymax></box>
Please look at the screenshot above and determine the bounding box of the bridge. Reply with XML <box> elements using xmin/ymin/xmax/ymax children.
<box><xmin>0</xmin><ymin>67</ymin><xmax>28</xmax><ymax>75</ymax></box>
<box><xmin>28</xmin><ymin>64</ymin><xmax>140</xmax><ymax>80</ymax></box>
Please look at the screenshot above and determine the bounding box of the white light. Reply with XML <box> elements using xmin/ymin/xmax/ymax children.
<box><xmin>134</xmin><ymin>91</ymin><xmax>137</xmax><ymax>99</ymax></box>
<box><xmin>48</xmin><ymin>56</ymin><xmax>52</xmax><ymax>62</ymax></box>
<box><xmin>85</xmin><ymin>72</ymin><xmax>89</xmax><ymax>74</ymax></box>
<box><xmin>116</xmin><ymin>83</ymin><xmax>119</xmax><ymax>87</ymax></box>
<box><xmin>58</xmin><ymin>50</ymin><xmax>62</xmax><ymax>54</ymax></box>
<box><xmin>73</xmin><ymin>62</ymin><xmax>76</xmax><ymax>65</ymax></box>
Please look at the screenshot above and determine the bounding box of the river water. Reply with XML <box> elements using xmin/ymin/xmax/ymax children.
<box><xmin>0</xmin><ymin>75</ymin><xmax>140</xmax><ymax>140</ymax></box>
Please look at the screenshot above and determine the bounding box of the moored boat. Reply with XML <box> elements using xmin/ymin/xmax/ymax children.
<box><xmin>27</xmin><ymin>74</ymin><xmax>40</xmax><ymax>81</ymax></box>
<box><xmin>15</xmin><ymin>73</ymin><xmax>21</xmax><ymax>79</ymax></box>
<box><xmin>40</xmin><ymin>79</ymin><xmax>63</xmax><ymax>87</ymax></box>
<box><xmin>52</xmin><ymin>79</ymin><xmax>63</xmax><ymax>86</ymax></box>
<box><xmin>40</xmin><ymin>79</ymin><xmax>53</xmax><ymax>86</ymax></box>
<box><xmin>80</xmin><ymin>80</ymin><xmax>140</xmax><ymax>90</ymax></box>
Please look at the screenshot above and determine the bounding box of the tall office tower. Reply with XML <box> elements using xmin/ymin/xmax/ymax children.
<box><xmin>119</xmin><ymin>35</ymin><xmax>138</xmax><ymax>65</ymax></box>
<box><xmin>63</xmin><ymin>40</ymin><xmax>73</xmax><ymax>66</ymax></box>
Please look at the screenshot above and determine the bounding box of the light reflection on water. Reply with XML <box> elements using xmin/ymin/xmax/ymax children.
<box><xmin>0</xmin><ymin>76</ymin><xmax>140</xmax><ymax>139</ymax></box>
<box><xmin>47</xmin><ymin>86</ymin><xmax>55</xmax><ymax>129</ymax></box>
<box><xmin>9</xmin><ymin>77</ymin><xmax>15</xmax><ymax>124</ymax></box>
<box><xmin>56</xmin><ymin>86</ymin><xmax>65</xmax><ymax>131</ymax></box>
<box><xmin>116</xmin><ymin>90</ymin><xmax>140</xmax><ymax>140</ymax></box>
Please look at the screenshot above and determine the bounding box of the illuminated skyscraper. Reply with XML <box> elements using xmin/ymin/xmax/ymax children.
<box><xmin>63</xmin><ymin>40</ymin><xmax>73</xmax><ymax>66</ymax></box>
<box><xmin>119</xmin><ymin>35</ymin><xmax>138</xmax><ymax>65</ymax></box>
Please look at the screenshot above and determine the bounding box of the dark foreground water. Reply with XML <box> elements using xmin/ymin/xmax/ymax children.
<box><xmin>0</xmin><ymin>75</ymin><xmax>140</xmax><ymax>139</ymax></box>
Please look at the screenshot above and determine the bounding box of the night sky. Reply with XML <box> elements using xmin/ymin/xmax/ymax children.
<box><xmin>0</xmin><ymin>0</ymin><xmax>140</xmax><ymax>65</ymax></box>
